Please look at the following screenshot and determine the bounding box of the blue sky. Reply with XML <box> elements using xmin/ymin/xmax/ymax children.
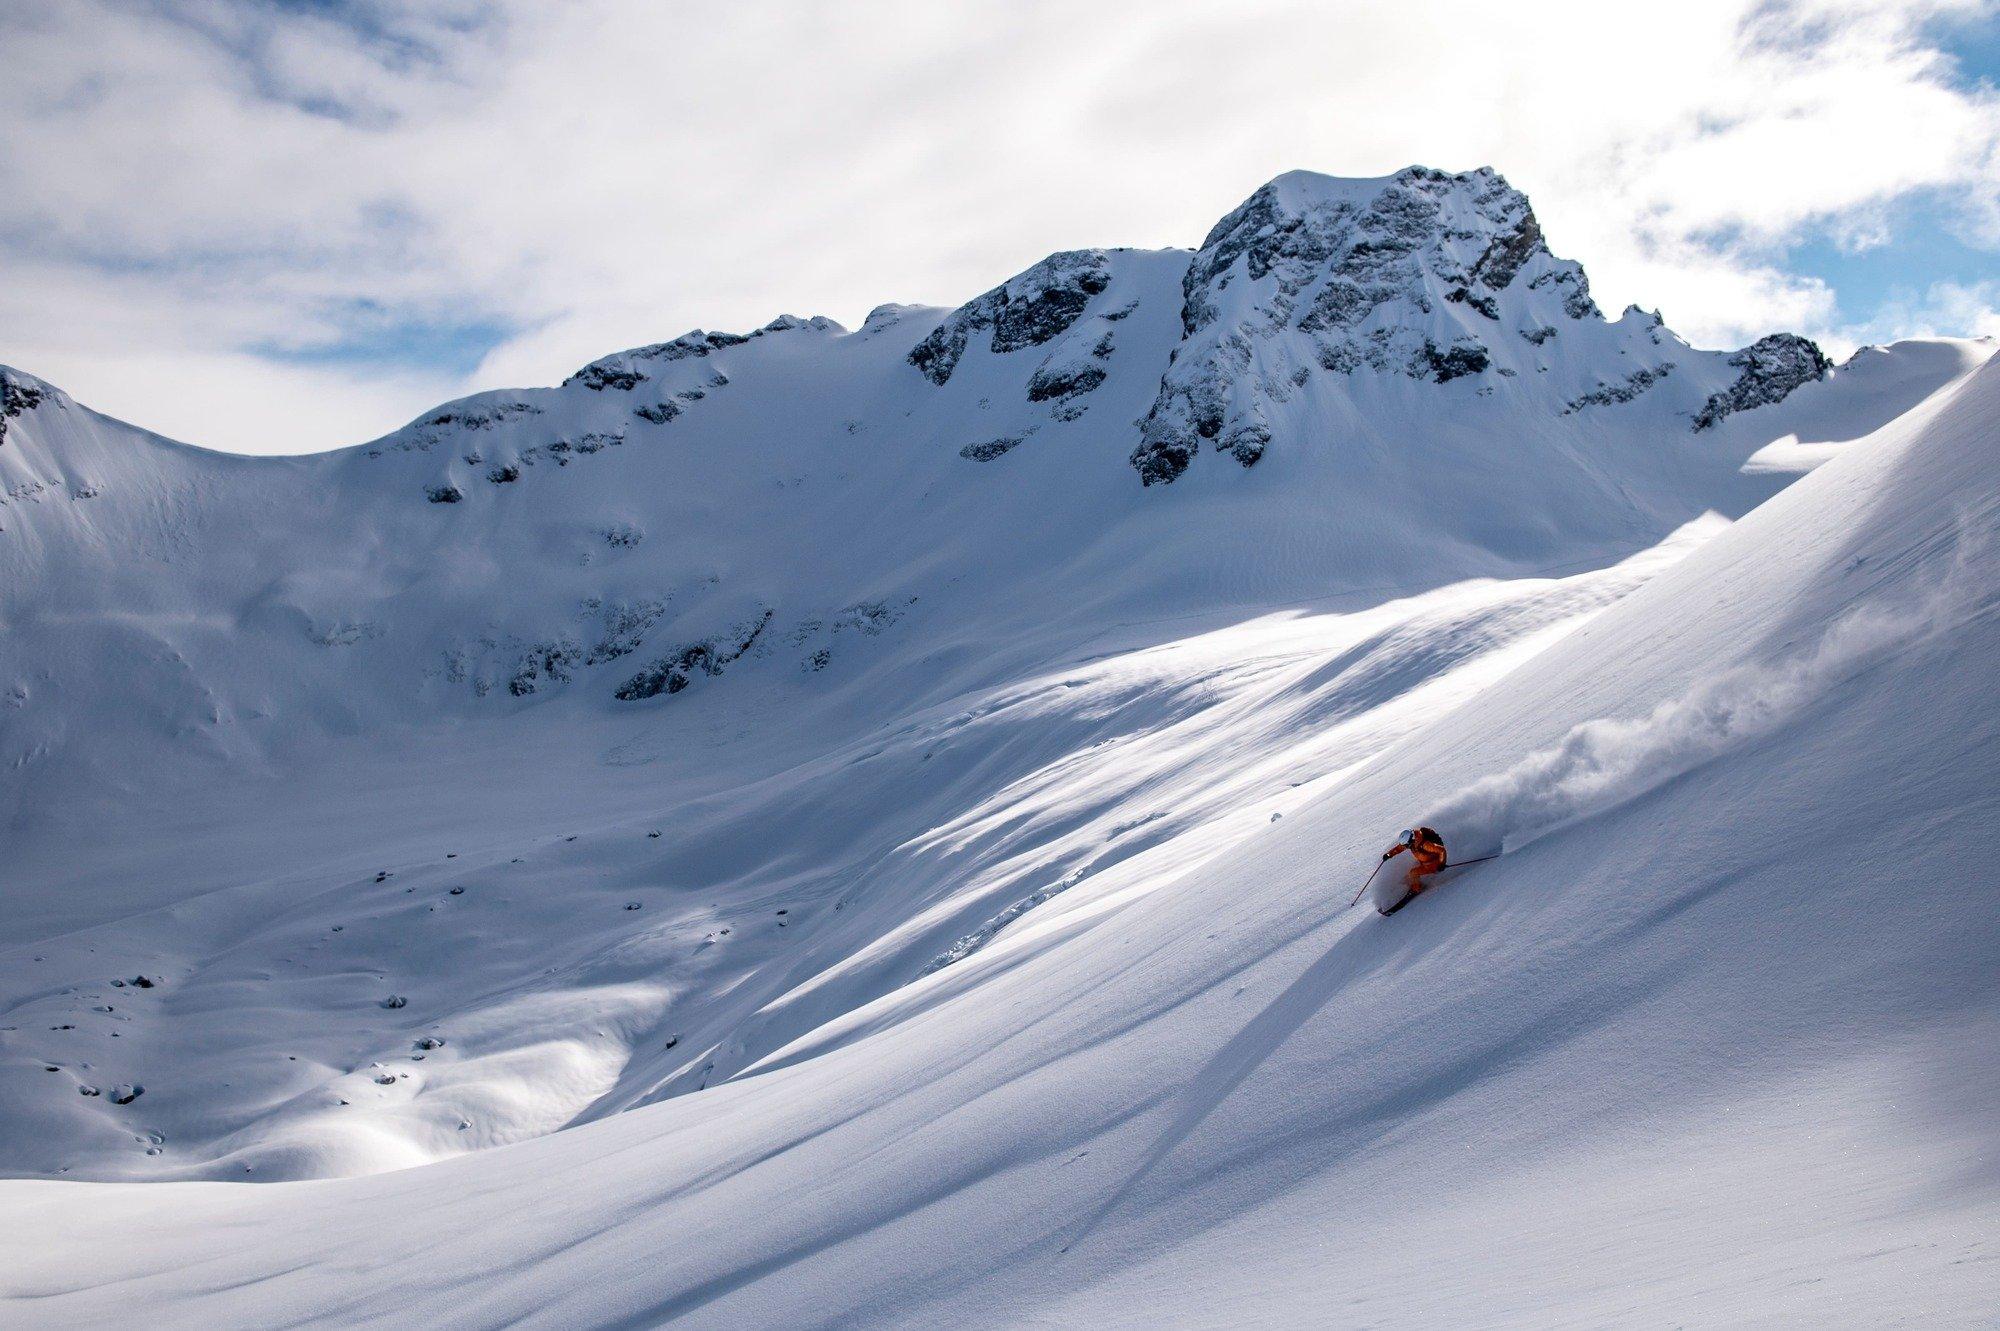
<box><xmin>2</xmin><ymin>0</ymin><xmax>1996</xmax><ymax>454</ymax></box>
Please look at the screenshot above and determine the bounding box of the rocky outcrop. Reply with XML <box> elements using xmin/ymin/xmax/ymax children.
<box><xmin>0</xmin><ymin>370</ymin><xmax>52</xmax><ymax>447</ymax></box>
<box><xmin>960</xmin><ymin>437</ymin><xmax>1024</xmax><ymax>462</ymax></box>
<box><xmin>508</xmin><ymin>643</ymin><xmax>581</xmax><ymax>697</ymax></box>
<box><xmin>418</xmin><ymin>402</ymin><xmax>540</xmax><ymax>430</ymax></box>
<box><xmin>1026</xmin><ymin>329</ymin><xmax>1113</xmax><ymax>410</ymax></box>
<box><xmin>908</xmin><ymin>251</ymin><xmax>1112</xmax><ymax>385</ymax></box>
<box><xmin>615</xmin><ymin>611</ymin><xmax>774</xmax><ymax>701</ymax></box>
<box><xmin>563</xmin><ymin>317</ymin><xmax>839</xmax><ymax>393</ymax></box>
<box><xmin>1131</xmin><ymin>167</ymin><xmax>1593</xmax><ymax>485</ymax></box>
<box><xmin>567</xmin><ymin>365</ymin><xmax>647</xmax><ymax>392</ymax></box>
<box><xmin>1414</xmin><ymin>338</ymin><xmax>1491</xmax><ymax>383</ymax></box>
<box><xmin>425</xmin><ymin>485</ymin><xmax>464</xmax><ymax>504</ymax></box>
<box><xmin>1565</xmin><ymin>363</ymin><xmax>1676</xmax><ymax>414</ymax></box>
<box><xmin>1692</xmin><ymin>334</ymin><xmax>1832</xmax><ymax>430</ymax></box>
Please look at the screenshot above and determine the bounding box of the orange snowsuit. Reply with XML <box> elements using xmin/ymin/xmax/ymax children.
<box><xmin>1384</xmin><ymin>826</ymin><xmax>1448</xmax><ymax>897</ymax></box>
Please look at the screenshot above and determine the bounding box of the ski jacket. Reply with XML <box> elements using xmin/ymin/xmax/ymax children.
<box><xmin>1385</xmin><ymin>826</ymin><xmax>1447</xmax><ymax>871</ymax></box>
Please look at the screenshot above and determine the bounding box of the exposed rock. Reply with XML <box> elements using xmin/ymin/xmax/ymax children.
<box><xmin>615</xmin><ymin>610</ymin><xmax>775</xmax><ymax>701</ymax></box>
<box><xmin>1692</xmin><ymin>334</ymin><xmax>1832</xmax><ymax>431</ymax></box>
<box><xmin>1565</xmin><ymin>363</ymin><xmax>1675</xmax><ymax>414</ymax></box>
<box><xmin>1414</xmin><ymin>338</ymin><xmax>1491</xmax><ymax>383</ymax></box>
<box><xmin>379</xmin><ymin>995</ymin><xmax>408</xmax><ymax>1009</ymax></box>
<box><xmin>1218</xmin><ymin>422</ymin><xmax>1271</xmax><ymax>467</ymax></box>
<box><xmin>425</xmin><ymin>485</ymin><xmax>464</xmax><ymax>504</ymax></box>
<box><xmin>584</xmin><ymin>600</ymin><xmax>666</xmax><ymax>664</ymax></box>
<box><xmin>508</xmin><ymin>643</ymin><xmax>582</xmax><ymax>697</ymax></box>
<box><xmin>487</xmin><ymin>464</ymin><xmax>520</xmax><ymax>484</ymax></box>
<box><xmin>1027</xmin><ymin>359</ymin><xmax>1108</xmax><ymax>403</ymax></box>
<box><xmin>110</xmin><ymin>1084</ymin><xmax>142</xmax><ymax>1105</ymax></box>
<box><xmin>566</xmin><ymin>364</ymin><xmax>647</xmax><ymax>392</ymax></box>
<box><xmin>960</xmin><ymin>437</ymin><xmax>1024</xmax><ymax>462</ymax></box>
<box><xmin>633</xmin><ymin>402</ymin><xmax>680</xmax><ymax>425</ymax></box>
<box><xmin>1530</xmin><ymin>265</ymin><xmax>1601</xmax><ymax>320</ymax></box>
<box><xmin>1133</xmin><ymin>168</ymin><xmax>1562</xmax><ymax>484</ymax></box>
<box><xmin>418</xmin><ymin>402</ymin><xmax>539</xmax><ymax>431</ymax></box>
<box><xmin>0</xmin><ymin>370</ymin><xmax>52</xmax><ymax>447</ymax></box>
<box><xmin>1446</xmin><ymin>287</ymin><xmax>1500</xmax><ymax>320</ymax></box>
<box><xmin>908</xmin><ymin>251</ymin><xmax>1112</xmax><ymax>385</ymax></box>
<box><xmin>568</xmin><ymin>319</ymin><xmax>836</xmax><ymax>394</ymax></box>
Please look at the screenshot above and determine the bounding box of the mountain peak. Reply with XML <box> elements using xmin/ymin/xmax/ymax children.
<box><xmin>1127</xmin><ymin>164</ymin><xmax>1602</xmax><ymax>483</ymax></box>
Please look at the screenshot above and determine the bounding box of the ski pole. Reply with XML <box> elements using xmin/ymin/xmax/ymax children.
<box><xmin>1348</xmin><ymin>859</ymin><xmax>1385</xmax><ymax>908</ymax></box>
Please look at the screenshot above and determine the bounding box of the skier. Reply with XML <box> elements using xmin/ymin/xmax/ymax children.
<box><xmin>1382</xmin><ymin>826</ymin><xmax>1448</xmax><ymax>900</ymax></box>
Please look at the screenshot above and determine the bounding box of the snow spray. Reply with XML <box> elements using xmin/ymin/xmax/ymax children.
<box><xmin>1421</xmin><ymin>530</ymin><xmax>1981</xmax><ymax>861</ymax></box>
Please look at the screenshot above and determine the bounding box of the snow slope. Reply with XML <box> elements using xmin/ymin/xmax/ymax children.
<box><xmin>1</xmin><ymin>167</ymin><xmax>1996</xmax><ymax>1325</ymax></box>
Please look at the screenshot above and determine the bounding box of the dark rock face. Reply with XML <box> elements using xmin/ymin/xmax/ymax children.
<box><xmin>425</xmin><ymin>485</ymin><xmax>464</xmax><ymax>504</ymax></box>
<box><xmin>509</xmin><ymin>643</ymin><xmax>581</xmax><ymax>697</ymax></box>
<box><xmin>419</xmin><ymin>402</ymin><xmax>539</xmax><ymax>431</ymax></box>
<box><xmin>1692</xmin><ymin>334</ymin><xmax>1832</xmax><ymax>430</ymax></box>
<box><xmin>1446</xmin><ymin>287</ymin><xmax>1500</xmax><ymax>320</ymax></box>
<box><xmin>633</xmin><ymin>402</ymin><xmax>680</xmax><ymax>425</ymax></box>
<box><xmin>1530</xmin><ymin>265</ymin><xmax>1601</xmax><ymax>320</ymax></box>
<box><xmin>908</xmin><ymin>250</ymin><xmax>1112</xmax><ymax>385</ymax></box>
<box><xmin>1219</xmin><ymin>421</ymin><xmax>1271</xmax><ymax>466</ymax></box>
<box><xmin>616</xmin><ymin>610</ymin><xmax>774</xmax><ymax>701</ymax></box>
<box><xmin>0</xmin><ymin>370</ymin><xmax>51</xmax><ymax>447</ymax></box>
<box><xmin>1470</xmin><ymin>209</ymin><xmax>1545</xmax><ymax>289</ymax></box>
<box><xmin>584</xmin><ymin>599</ymin><xmax>665</xmax><ymax>663</ymax></box>
<box><xmin>1564</xmin><ymin>362</ymin><xmax>1676</xmax><ymax>414</ymax></box>
<box><xmin>486</xmin><ymin>464</ymin><xmax>520</xmax><ymax>484</ymax></box>
<box><xmin>1026</xmin><ymin>330</ymin><xmax>1115</xmax><ymax>411</ymax></box>
<box><xmin>1415</xmin><ymin>339</ymin><xmax>1492</xmax><ymax>383</ymax></box>
<box><xmin>561</xmin><ymin>320</ymin><xmax>832</xmax><ymax>395</ymax></box>
<box><xmin>1027</xmin><ymin>360</ymin><xmax>1107</xmax><ymax>403</ymax></box>
<box><xmin>1131</xmin><ymin>433</ymin><xmax>1199</xmax><ymax>487</ymax></box>
<box><xmin>567</xmin><ymin>364</ymin><xmax>647</xmax><ymax>392</ymax></box>
<box><xmin>959</xmin><ymin>437</ymin><xmax>1024</xmax><ymax>462</ymax></box>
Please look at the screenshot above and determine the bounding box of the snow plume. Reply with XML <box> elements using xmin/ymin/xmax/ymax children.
<box><xmin>1425</xmin><ymin>539</ymin><xmax>1978</xmax><ymax>861</ymax></box>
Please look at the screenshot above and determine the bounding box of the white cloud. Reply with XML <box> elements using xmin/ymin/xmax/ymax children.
<box><xmin>1836</xmin><ymin>278</ymin><xmax>2000</xmax><ymax>351</ymax></box>
<box><xmin>1</xmin><ymin>0</ymin><xmax>1995</xmax><ymax>452</ymax></box>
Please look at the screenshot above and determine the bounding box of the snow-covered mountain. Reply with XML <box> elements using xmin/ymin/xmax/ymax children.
<box><xmin>1</xmin><ymin>167</ymin><xmax>1996</xmax><ymax>1326</ymax></box>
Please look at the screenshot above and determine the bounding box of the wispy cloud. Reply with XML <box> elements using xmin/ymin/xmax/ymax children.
<box><xmin>2</xmin><ymin>0</ymin><xmax>1996</xmax><ymax>452</ymax></box>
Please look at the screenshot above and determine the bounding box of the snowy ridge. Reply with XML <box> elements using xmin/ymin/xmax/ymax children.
<box><xmin>0</xmin><ymin>165</ymin><xmax>1996</xmax><ymax>1326</ymax></box>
